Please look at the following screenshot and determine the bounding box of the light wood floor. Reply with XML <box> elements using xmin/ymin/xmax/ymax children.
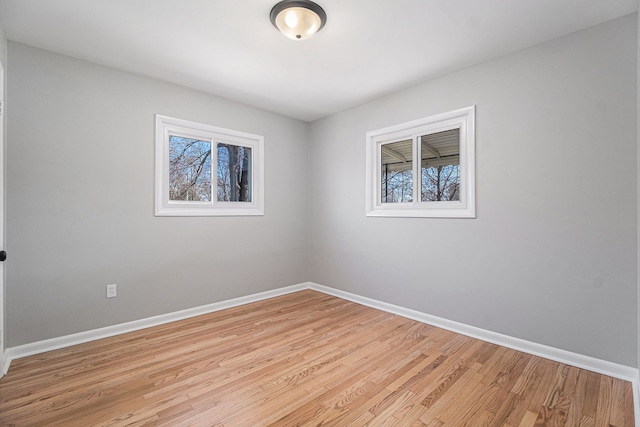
<box><xmin>0</xmin><ymin>290</ymin><xmax>634</xmax><ymax>426</ymax></box>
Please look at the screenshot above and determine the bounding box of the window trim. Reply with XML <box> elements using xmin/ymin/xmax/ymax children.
<box><xmin>155</xmin><ymin>115</ymin><xmax>264</xmax><ymax>216</ymax></box>
<box><xmin>365</xmin><ymin>106</ymin><xmax>475</xmax><ymax>218</ymax></box>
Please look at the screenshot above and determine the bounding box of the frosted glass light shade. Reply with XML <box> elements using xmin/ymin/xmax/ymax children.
<box><xmin>270</xmin><ymin>1</ymin><xmax>326</xmax><ymax>40</ymax></box>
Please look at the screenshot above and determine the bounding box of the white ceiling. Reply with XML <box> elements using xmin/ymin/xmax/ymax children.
<box><xmin>0</xmin><ymin>0</ymin><xmax>637</xmax><ymax>122</ymax></box>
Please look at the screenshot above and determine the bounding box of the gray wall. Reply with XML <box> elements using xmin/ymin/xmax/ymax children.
<box><xmin>308</xmin><ymin>15</ymin><xmax>638</xmax><ymax>366</ymax></box>
<box><xmin>0</xmin><ymin>23</ymin><xmax>6</xmax><ymax>67</ymax></box>
<box><xmin>6</xmin><ymin>43</ymin><xmax>308</xmax><ymax>347</ymax></box>
<box><xmin>637</xmin><ymin>11</ymin><xmax>640</xmax><ymax>373</ymax></box>
<box><xmin>0</xmin><ymin>21</ymin><xmax>6</xmax><ymax>354</ymax></box>
<box><xmin>5</xmin><ymin>15</ymin><xmax>639</xmax><ymax>368</ymax></box>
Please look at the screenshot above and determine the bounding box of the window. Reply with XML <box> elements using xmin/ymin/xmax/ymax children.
<box><xmin>155</xmin><ymin>115</ymin><xmax>264</xmax><ymax>216</ymax></box>
<box><xmin>366</xmin><ymin>106</ymin><xmax>475</xmax><ymax>218</ymax></box>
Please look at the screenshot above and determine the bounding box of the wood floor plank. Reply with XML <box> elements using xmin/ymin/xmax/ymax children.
<box><xmin>595</xmin><ymin>375</ymin><xmax>613</xmax><ymax>427</ymax></box>
<box><xmin>518</xmin><ymin>410</ymin><xmax>539</xmax><ymax>427</ymax></box>
<box><xmin>0</xmin><ymin>290</ymin><xmax>634</xmax><ymax>426</ymax></box>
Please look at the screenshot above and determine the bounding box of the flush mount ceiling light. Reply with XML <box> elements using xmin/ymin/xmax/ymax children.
<box><xmin>270</xmin><ymin>0</ymin><xmax>327</xmax><ymax>41</ymax></box>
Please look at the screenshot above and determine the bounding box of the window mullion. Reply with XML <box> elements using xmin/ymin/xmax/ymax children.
<box><xmin>211</xmin><ymin>139</ymin><xmax>217</xmax><ymax>206</ymax></box>
<box><xmin>413</xmin><ymin>134</ymin><xmax>420</xmax><ymax>205</ymax></box>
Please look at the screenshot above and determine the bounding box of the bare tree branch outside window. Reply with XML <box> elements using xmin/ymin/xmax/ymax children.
<box><xmin>381</xmin><ymin>139</ymin><xmax>413</xmax><ymax>203</ymax></box>
<box><xmin>421</xmin><ymin>164</ymin><xmax>460</xmax><ymax>201</ymax></box>
<box><xmin>169</xmin><ymin>136</ymin><xmax>212</xmax><ymax>201</ymax></box>
<box><xmin>382</xmin><ymin>169</ymin><xmax>413</xmax><ymax>203</ymax></box>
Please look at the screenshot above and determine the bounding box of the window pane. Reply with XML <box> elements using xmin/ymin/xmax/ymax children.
<box><xmin>169</xmin><ymin>136</ymin><xmax>212</xmax><ymax>201</ymax></box>
<box><xmin>381</xmin><ymin>139</ymin><xmax>413</xmax><ymax>203</ymax></box>
<box><xmin>217</xmin><ymin>143</ymin><xmax>252</xmax><ymax>202</ymax></box>
<box><xmin>420</xmin><ymin>129</ymin><xmax>460</xmax><ymax>202</ymax></box>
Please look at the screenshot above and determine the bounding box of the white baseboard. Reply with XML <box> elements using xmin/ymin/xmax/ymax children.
<box><xmin>307</xmin><ymin>283</ymin><xmax>638</xmax><ymax>382</ymax></box>
<box><xmin>2</xmin><ymin>283</ymin><xmax>309</xmax><ymax>375</ymax></box>
<box><xmin>307</xmin><ymin>283</ymin><xmax>640</xmax><ymax>427</ymax></box>
<box><xmin>4</xmin><ymin>280</ymin><xmax>639</xmax><ymax>426</ymax></box>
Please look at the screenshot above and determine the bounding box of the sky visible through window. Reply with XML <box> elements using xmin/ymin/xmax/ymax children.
<box><xmin>169</xmin><ymin>136</ymin><xmax>212</xmax><ymax>201</ymax></box>
<box><xmin>381</xmin><ymin>129</ymin><xmax>461</xmax><ymax>203</ymax></box>
<box><xmin>169</xmin><ymin>136</ymin><xmax>251</xmax><ymax>203</ymax></box>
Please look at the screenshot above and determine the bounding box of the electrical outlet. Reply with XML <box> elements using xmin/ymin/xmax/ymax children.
<box><xmin>106</xmin><ymin>284</ymin><xmax>117</xmax><ymax>298</ymax></box>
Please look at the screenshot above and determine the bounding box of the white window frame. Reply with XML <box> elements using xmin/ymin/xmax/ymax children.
<box><xmin>366</xmin><ymin>106</ymin><xmax>475</xmax><ymax>218</ymax></box>
<box><xmin>155</xmin><ymin>115</ymin><xmax>264</xmax><ymax>216</ymax></box>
